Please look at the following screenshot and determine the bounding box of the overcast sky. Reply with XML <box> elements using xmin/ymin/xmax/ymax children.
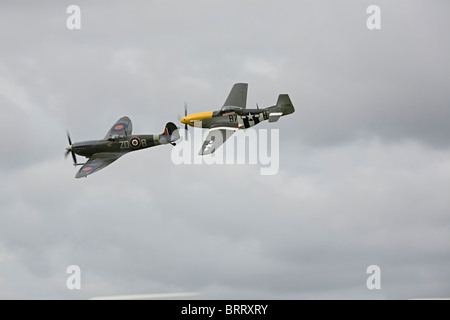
<box><xmin>0</xmin><ymin>0</ymin><xmax>449</xmax><ymax>299</ymax></box>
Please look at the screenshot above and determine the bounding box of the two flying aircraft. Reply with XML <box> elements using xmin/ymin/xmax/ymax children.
<box><xmin>65</xmin><ymin>83</ymin><xmax>294</xmax><ymax>178</ymax></box>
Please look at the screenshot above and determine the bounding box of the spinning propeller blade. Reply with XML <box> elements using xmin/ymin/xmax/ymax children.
<box><xmin>65</xmin><ymin>131</ymin><xmax>77</xmax><ymax>166</ymax></box>
<box><xmin>184</xmin><ymin>102</ymin><xmax>188</xmax><ymax>140</ymax></box>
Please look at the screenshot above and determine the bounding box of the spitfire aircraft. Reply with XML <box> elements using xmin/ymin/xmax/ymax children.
<box><xmin>180</xmin><ymin>83</ymin><xmax>295</xmax><ymax>155</ymax></box>
<box><xmin>65</xmin><ymin>117</ymin><xmax>179</xmax><ymax>178</ymax></box>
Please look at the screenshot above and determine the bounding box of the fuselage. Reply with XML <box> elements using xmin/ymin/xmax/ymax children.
<box><xmin>181</xmin><ymin>108</ymin><xmax>271</xmax><ymax>129</ymax></box>
<box><xmin>69</xmin><ymin>134</ymin><xmax>171</xmax><ymax>158</ymax></box>
<box><xmin>180</xmin><ymin>104</ymin><xmax>293</xmax><ymax>130</ymax></box>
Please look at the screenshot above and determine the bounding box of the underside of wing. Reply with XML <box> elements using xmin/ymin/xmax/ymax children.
<box><xmin>223</xmin><ymin>83</ymin><xmax>248</xmax><ymax>109</ymax></box>
<box><xmin>199</xmin><ymin>127</ymin><xmax>238</xmax><ymax>155</ymax></box>
<box><xmin>75</xmin><ymin>153</ymin><xmax>123</xmax><ymax>178</ymax></box>
<box><xmin>104</xmin><ymin>116</ymin><xmax>132</xmax><ymax>139</ymax></box>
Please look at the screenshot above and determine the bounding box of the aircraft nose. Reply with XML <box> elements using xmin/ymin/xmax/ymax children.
<box><xmin>66</xmin><ymin>145</ymin><xmax>72</xmax><ymax>151</ymax></box>
<box><xmin>180</xmin><ymin>117</ymin><xmax>187</xmax><ymax>124</ymax></box>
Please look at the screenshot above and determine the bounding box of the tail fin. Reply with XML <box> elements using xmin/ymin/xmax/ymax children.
<box><xmin>163</xmin><ymin>122</ymin><xmax>180</xmax><ymax>143</ymax></box>
<box><xmin>276</xmin><ymin>94</ymin><xmax>295</xmax><ymax>116</ymax></box>
<box><xmin>268</xmin><ymin>94</ymin><xmax>295</xmax><ymax>122</ymax></box>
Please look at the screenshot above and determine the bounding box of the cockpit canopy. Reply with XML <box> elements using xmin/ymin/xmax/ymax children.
<box><xmin>107</xmin><ymin>135</ymin><xmax>124</xmax><ymax>141</ymax></box>
<box><xmin>220</xmin><ymin>105</ymin><xmax>243</xmax><ymax>114</ymax></box>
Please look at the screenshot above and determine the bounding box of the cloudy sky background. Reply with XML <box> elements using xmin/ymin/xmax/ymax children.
<box><xmin>0</xmin><ymin>0</ymin><xmax>449</xmax><ymax>299</ymax></box>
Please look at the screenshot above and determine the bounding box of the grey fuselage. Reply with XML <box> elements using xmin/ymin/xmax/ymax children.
<box><xmin>72</xmin><ymin>134</ymin><xmax>172</xmax><ymax>158</ymax></box>
<box><xmin>199</xmin><ymin>105</ymin><xmax>294</xmax><ymax>129</ymax></box>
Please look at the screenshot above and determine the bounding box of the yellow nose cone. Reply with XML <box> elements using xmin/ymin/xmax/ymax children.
<box><xmin>180</xmin><ymin>111</ymin><xmax>214</xmax><ymax>127</ymax></box>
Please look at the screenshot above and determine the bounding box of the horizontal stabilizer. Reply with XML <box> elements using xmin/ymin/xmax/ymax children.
<box><xmin>269</xmin><ymin>112</ymin><xmax>283</xmax><ymax>123</ymax></box>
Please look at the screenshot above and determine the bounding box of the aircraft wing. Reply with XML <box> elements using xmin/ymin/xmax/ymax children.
<box><xmin>104</xmin><ymin>116</ymin><xmax>132</xmax><ymax>139</ymax></box>
<box><xmin>75</xmin><ymin>153</ymin><xmax>123</xmax><ymax>178</ymax></box>
<box><xmin>223</xmin><ymin>83</ymin><xmax>248</xmax><ymax>109</ymax></box>
<box><xmin>199</xmin><ymin>127</ymin><xmax>239</xmax><ymax>155</ymax></box>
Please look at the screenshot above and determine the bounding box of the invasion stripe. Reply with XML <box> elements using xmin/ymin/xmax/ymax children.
<box><xmin>243</xmin><ymin>117</ymin><xmax>250</xmax><ymax>128</ymax></box>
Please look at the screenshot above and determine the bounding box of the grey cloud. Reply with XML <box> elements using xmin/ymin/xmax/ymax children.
<box><xmin>0</xmin><ymin>0</ymin><xmax>449</xmax><ymax>300</ymax></box>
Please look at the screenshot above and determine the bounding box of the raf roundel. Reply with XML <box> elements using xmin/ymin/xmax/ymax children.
<box><xmin>129</xmin><ymin>136</ymin><xmax>141</xmax><ymax>149</ymax></box>
<box><xmin>112</xmin><ymin>123</ymin><xmax>128</xmax><ymax>132</ymax></box>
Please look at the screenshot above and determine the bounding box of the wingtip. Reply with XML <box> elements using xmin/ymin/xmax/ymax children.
<box><xmin>75</xmin><ymin>172</ymin><xmax>87</xmax><ymax>179</ymax></box>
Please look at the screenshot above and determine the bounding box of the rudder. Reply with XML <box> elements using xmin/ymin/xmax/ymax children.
<box><xmin>276</xmin><ymin>94</ymin><xmax>295</xmax><ymax>115</ymax></box>
<box><xmin>163</xmin><ymin>122</ymin><xmax>180</xmax><ymax>143</ymax></box>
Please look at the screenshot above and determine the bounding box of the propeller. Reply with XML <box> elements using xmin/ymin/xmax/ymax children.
<box><xmin>177</xmin><ymin>102</ymin><xmax>189</xmax><ymax>140</ymax></box>
<box><xmin>65</xmin><ymin>131</ymin><xmax>77</xmax><ymax>166</ymax></box>
<box><xmin>184</xmin><ymin>102</ymin><xmax>188</xmax><ymax>140</ymax></box>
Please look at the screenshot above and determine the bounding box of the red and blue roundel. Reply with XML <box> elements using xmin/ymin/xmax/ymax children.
<box><xmin>129</xmin><ymin>136</ymin><xmax>141</xmax><ymax>149</ymax></box>
<box><xmin>112</xmin><ymin>122</ymin><xmax>128</xmax><ymax>132</ymax></box>
<box><xmin>82</xmin><ymin>166</ymin><xmax>95</xmax><ymax>173</ymax></box>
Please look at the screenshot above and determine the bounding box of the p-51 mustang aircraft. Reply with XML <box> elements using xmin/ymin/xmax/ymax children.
<box><xmin>180</xmin><ymin>83</ymin><xmax>295</xmax><ymax>155</ymax></box>
<box><xmin>65</xmin><ymin>117</ymin><xmax>179</xmax><ymax>178</ymax></box>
